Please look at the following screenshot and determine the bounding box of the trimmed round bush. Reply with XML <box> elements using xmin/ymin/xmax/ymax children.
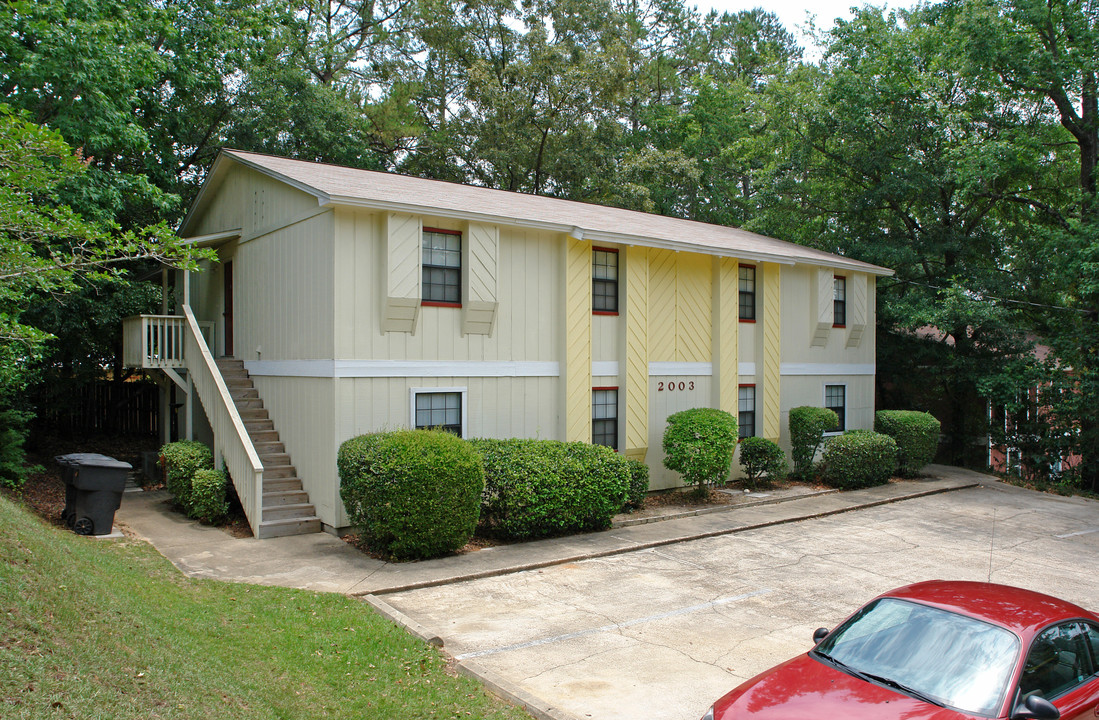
<box><xmin>821</xmin><ymin>430</ymin><xmax>897</xmax><ymax>489</ymax></box>
<box><xmin>189</xmin><ymin>469</ymin><xmax>229</xmax><ymax>524</ymax></box>
<box><xmin>622</xmin><ymin>458</ymin><xmax>650</xmax><ymax>511</ymax></box>
<box><xmin>473</xmin><ymin>438</ymin><xmax>630</xmax><ymax>540</ymax></box>
<box><xmin>875</xmin><ymin>410</ymin><xmax>941</xmax><ymax>477</ymax></box>
<box><xmin>789</xmin><ymin>406</ymin><xmax>839</xmax><ymax>480</ymax></box>
<box><xmin>738</xmin><ymin>437</ymin><xmax>789</xmax><ymax>489</ymax></box>
<box><xmin>662</xmin><ymin>407</ymin><xmax>738</xmax><ymax>494</ymax></box>
<box><xmin>338</xmin><ymin>430</ymin><xmax>484</xmax><ymax>560</ymax></box>
<box><xmin>160</xmin><ymin>441</ymin><xmax>213</xmax><ymax>510</ymax></box>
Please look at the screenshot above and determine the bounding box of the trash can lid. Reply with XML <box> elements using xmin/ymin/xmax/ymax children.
<box><xmin>55</xmin><ymin>453</ymin><xmax>132</xmax><ymax>470</ymax></box>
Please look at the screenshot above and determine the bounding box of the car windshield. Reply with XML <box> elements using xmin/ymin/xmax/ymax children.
<box><xmin>813</xmin><ymin>598</ymin><xmax>1020</xmax><ymax>716</ymax></box>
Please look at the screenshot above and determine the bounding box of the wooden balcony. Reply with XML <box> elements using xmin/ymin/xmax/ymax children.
<box><xmin>122</xmin><ymin>315</ymin><xmax>214</xmax><ymax>369</ymax></box>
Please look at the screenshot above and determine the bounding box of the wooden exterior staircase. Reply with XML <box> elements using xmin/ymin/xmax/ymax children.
<box><xmin>216</xmin><ymin>359</ymin><xmax>321</xmax><ymax>538</ymax></box>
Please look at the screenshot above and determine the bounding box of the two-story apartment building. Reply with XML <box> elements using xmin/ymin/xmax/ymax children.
<box><xmin>124</xmin><ymin>149</ymin><xmax>892</xmax><ymax>538</ymax></box>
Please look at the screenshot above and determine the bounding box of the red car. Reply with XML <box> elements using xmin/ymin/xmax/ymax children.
<box><xmin>701</xmin><ymin>581</ymin><xmax>1099</xmax><ymax>720</ymax></box>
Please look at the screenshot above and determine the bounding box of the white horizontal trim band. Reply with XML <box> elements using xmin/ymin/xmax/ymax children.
<box><xmin>243</xmin><ymin>359</ymin><xmax>875</xmax><ymax>379</ymax></box>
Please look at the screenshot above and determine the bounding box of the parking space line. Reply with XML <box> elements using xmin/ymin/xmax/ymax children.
<box><xmin>454</xmin><ymin>589</ymin><xmax>771</xmax><ymax>661</ymax></box>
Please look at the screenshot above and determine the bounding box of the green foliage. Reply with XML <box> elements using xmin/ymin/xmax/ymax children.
<box><xmin>473</xmin><ymin>439</ymin><xmax>630</xmax><ymax>540</ymax></box>
<box><xmin>338</xmin><ymin>430</ymin><xmax>483</xmax><ymax>560</ymax></box>
<box><xmin>821</xmin><ymin>430</ymin><xmax>898</xmax><ymax>490</ymax></box>
<box><xmin>875</xmin><ymin>410</ymin><xmax>941</xmax><ymax>477</ymax></box>
<box><xmin>0</xmin><ymin>409</ymin><xmax>35</xmax><ymax>489</ymax></box>
<box><xmin>189</xmin><ymin>469</ymin><xmax>229</xmax><ymax>524</ymax></box>
<box><xmin>159</xmin><ymin>441</ymin><xmax>213</xmax><ymax>511</ymax></box>
<box><xmin>737</xmin><ymin>437</ymin><xmax>789</xmax><ymax>489</ymax></box>
<box><xmin>622</xmin><ymin>458</ymin><xmax>650</xmax><ymax>511</ymax></box>
<box><xmin>661</xmin><ymin>408</ymin><xmax>738</xmax><ymax>495</ymax></box>
<box><xmin>788</xmin><ymin>406</ymin><xmax>838</xmax><ymax>479</ymax></box>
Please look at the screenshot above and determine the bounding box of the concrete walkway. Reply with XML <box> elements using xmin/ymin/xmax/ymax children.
<box><xmin>114</xmin><ymin>465</ymin><xmax>985</xmax><ymax>597</ymax></box>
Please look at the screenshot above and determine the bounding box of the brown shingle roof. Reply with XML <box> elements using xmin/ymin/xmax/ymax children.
<box><xmin>191</xmin><ymin>149</ymin><xmax>891</xmax><ymax>276</ymax></box>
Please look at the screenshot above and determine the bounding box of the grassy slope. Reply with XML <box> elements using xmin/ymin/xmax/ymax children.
<box><xmin>0</xmin><ymin>494</ymin><xmax>530</xmax><ymax>720</ymax></box>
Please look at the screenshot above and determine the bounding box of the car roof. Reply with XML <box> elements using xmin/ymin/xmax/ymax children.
<box><xmin>882</xmin><ymin>581</ymin><xmax>1098</xmax><ymax>638</ymax></box>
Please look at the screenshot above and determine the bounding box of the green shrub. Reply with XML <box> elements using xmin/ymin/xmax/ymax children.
<box><xmin>473</xmin><ymin>439</ymin><xmax>630</xmax><ymax>540</ymax></box>
<box><xmin>821</xmin><ymin>430</ymin><xmax>897</xmax><ymax>489</ymax></box>
<box><xmin>189</xmin><ymin>469</ymin><xmax>229</xmax><ymax>524</ymax></box>
<box><xmin>0</xmin><ymin>408</ymin><xmax>35</xmax><ymax>490</ymax></box>
<box><xmin>875</xmin><ymin>410</ymin><xmax>941</xmax><ymax>477</ymax></box>
<box><xmin>738</xmin><ymin>437</ymin><xmax>789</xmax><ymax>490</ymax></box>
<box><xmin>338</xmin><ymin>430</ymin><xmax>483</xmax><ymax>561</ymax></box>
<box><xmin>661</xmin><ymin>408</ymin><xmax>738</xmax><ymax>495</ymax></box>
<box><xmin>622</xmin><ymin>458</ymin><xmax>650</xmax><ymax>511</ymax></box>
<box><xmin>789</xmin><ymin>406</ymin><xmax>839</xmax><ymax>480</ymax></box>
<box><xmin>160</xmin><ymin>441</ymin><xmax>213</xmax><ymax>510</ymax></box>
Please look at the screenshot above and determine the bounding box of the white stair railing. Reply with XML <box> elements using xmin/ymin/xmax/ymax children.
<box><xmin>182</xmin><ymin>305</ymin><xmax>264</xmax><ymax>534</ymax></box>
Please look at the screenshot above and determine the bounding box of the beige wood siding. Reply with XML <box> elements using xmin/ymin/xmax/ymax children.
<box><xmin>623</xmin><ymin>245</ymin><xmax>649</xmax><ymax>461</ymax></box>
<box><xmin>563</xmin><ymin>236</ymin><xmax>593</xmax><ymax>441</ymax></box>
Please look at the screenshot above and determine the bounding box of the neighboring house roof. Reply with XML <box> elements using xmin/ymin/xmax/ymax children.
<box><xmin>182</xmin><ymin>149</ymin><xmax>893</xmax><ymax>277</ymax></box>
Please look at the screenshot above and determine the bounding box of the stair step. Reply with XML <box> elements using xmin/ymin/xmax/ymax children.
<box><xmin>262</xmin><ymin>465</ymin><xmax>297</xmax><ymax>479</ymax></box>
<box><xmin>225</xmin><ymin>377</ymin><xmax>253</xmax><ymax>388</ymax></box>
<box><xmin>262</xmin><ymin>503</ymin><xmax>317</xmax><ymax>522</ymax></box>
<box><xmin>238</xmin><ymin>408</ymin><xmax>269</xmax><ymax>420</ymax></box>
<box><xmin>244</xmin><ymin>419</ymin><xmax>274</xmax><ymax>432</ymax></box>
<box><xmin>262</xmin><ymin>477</ymin><xmax>304</xmax><ymax>492</ymax></box>
<box><xmin>235</xmin><ymin>398</ymin><xmax>264</xmax><ymax>409</ymax></box>
<box><xmin>253</xmin><ymin>441</ymin><xmax>285</xmax><ymax>454</ymax></box>
<box><xmin>263</xmin><ymin>490</ymin><xmax>310</xmax><ymax>507</ymax></box>
<box><xmin>230</xmin><ymin>388</ymin><xmax>259</xmax><ymax>400</ymax></box>
<box><xmin>260</xmin><ymin>452</ymin><xmax>291</xmax><ymax>465</ymax></box>
<box><xmin>248</xmin><ymin>429</ymin><xmax>279</xmax><ymax>443</ymax></box>
<box><xmin>256</xmin><ymin>516</ymin><xmax>322</xmax><ymax>539</ymax></box>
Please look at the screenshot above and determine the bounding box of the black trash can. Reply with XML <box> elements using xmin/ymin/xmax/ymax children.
<box><xmin>55</xmin><ymin>453</ymin><xmax>132</xmax><ymax>536</ymax></box>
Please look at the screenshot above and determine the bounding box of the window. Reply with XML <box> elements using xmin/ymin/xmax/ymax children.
<box><xmin>593</xmin><ymin>248</ymin><xmax>619</xmax><ymax>313</ymax></box>
<box><xmin>825</xmin><ymin>384</ymin><xmax>846</xmax><ymax>432</ymax></box>
<box><xmin>1020</xmin><ymin>622</ymin><xmax>1097</xmax><ymax>701</ymax></box>
<box><xmin>422</xmin><ymin>229</ymin><xmax>461</xmax><ymax>305</ymax></box>
<box><xmin>592</xmin><ymin>388</ymin><xmax>618</xmax><ymax>450</ymax></box>
<box><xmin>739</xmin><ymin>265</ymin><xmax>756</xmax><ymax>321</ymax></box>
<box><xmin>738</xmin><ymin>385</ymin><xmax>756</xmax><ymax>439</ymax></box>
<box><xmin>834</xmin><ymin>275</ymin><xmax>847</xmax><ymax>327</ymax></box>
<box><xmin>414</xmin><ymin>390</ymin><xmax>463</xmax><ymax>436</ymax></box>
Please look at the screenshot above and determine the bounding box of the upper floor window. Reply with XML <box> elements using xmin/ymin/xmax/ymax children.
<box><xmin>738</xmin><ymin>385</ymin><xmax>756</xmax><ymax>439</ymax></box>
<box><xmin>593</xmin><ymin>247</ymin><xmax>619</xmax><ymax>314</ymax></box>
<box><xmin>422</xmin><ymin>229</ymin><xmax>461</xmax><ymax>305</ymax></box>
<box><xmin>739</xmin><ymin>265</ymin><xmax>756</xmax><ymax>321</ymax></box>
<box><xmin>834</xmin><ymin>275</ymin><xmax>847</xmax><ymax>327</ymax></box>
<box><xmin>592</xmin><ymin>387</ymin><xmax>618</xmax><ymax>450</ymax></box>
<box><xmin>413</xmin><ymin>390</ymin><xmax>463</xmax><ymax>436</ymax></box>
<box><xmin>825</xmin><ymin>384</ymin><xmax>846</xmax><ymax>432</ymax></box>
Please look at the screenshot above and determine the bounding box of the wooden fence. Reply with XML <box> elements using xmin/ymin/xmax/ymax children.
<box><xmin>35</xmin><ymin>380</ymin><xmax>160</xmax><ymax>437</ymax></box>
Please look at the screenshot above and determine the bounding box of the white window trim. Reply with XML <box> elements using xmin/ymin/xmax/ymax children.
<box><xmin>823</xmin><ymin>382</ymin><xmax>847</xmax><ymax>436</ymax></box>
<box><xmin>410</xmin><ymin>386</ymin><xmax>468</xmax><ymax>438</ymax></box>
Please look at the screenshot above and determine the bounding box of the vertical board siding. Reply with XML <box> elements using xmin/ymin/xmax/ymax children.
<box><xmin>592</xmin><ymin>315</ymin><xmax>620</xmax><ymax>362</ymax></box>
<box><xmin>675</xmin><ymin>252</ymin><xmax>712</xmax><ymax>362</ymax></box>
<box><xmin>646</xmin><ymin>376</ymin><xmax>713</xmax><ymax>489</ymax></box>
<box><xmin>648</xmin><ymin>248</ymin><xmax>677</xmax><ymax>361</ymax></box>
<box><xmin>761</xmin><ymin>262</ymin><xmax>782</xmax><ymax>441</ymax></box>
<box><xmin>716</xmin><ymin>257</ymin><xmax>739</xmax><ymax>415</ymax></box>
<box><xmin>563</xmin><ymin>236</ymin><xmax>592</xmax><ymax>442</ymax></box>
<box><xmin>624</xmin><ymin>245</ymin><xmax>649</xmax><ymax>459</ymax></box>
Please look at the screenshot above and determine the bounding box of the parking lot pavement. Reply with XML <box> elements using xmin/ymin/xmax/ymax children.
<box><xmin>382</xmin><ymin>481</ymin><xmax>1099</xmax><ymax>720</ymax></box>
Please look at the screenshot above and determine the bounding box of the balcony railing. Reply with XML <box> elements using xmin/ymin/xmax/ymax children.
<box><xmin>123</xmin><ymin>315</ymin><xmax>214</xmax><ymax>369</ymax></box>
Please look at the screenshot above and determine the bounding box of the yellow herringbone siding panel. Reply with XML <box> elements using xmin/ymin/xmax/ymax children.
<box><xmin>649</xmin><ymin>249</ymin><xmax>677</xmax><ymax>362</ymax></box>
<box><xmin>564</xmin><ymin>237</ymin><xmax>592</xmax><ymax>442</ymax></box>
<box><xmin>387</xmin><ymin>213</ymin><xmax>420</xmax><ymax>298</ymax></box>
<box><xmin>675</xmin><ymin>252</ymin><xmax>712</xmax><ymax>362</ymax></box>
<box><xmin>625</xmin><ymin>246</ymin><xmax>649</xmax><ymax>454</ymax></box>
<box><xmin>466</xmin><ymin>222</ymin><xmax>498</xmax><ymax>303</ymax></box>
<box><xmin>762</xmin><ymin>262</ymin><xmax>782</xmax><ymax>441</ymax></box>
<box><xmin>717</xmin><ymin>258</ymin><xmax>739</xmax><ymax>415</ymax></box>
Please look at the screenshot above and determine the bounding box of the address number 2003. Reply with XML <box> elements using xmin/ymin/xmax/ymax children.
<box><xmin>657</xmin><ymin>381</ymin><xmax>695</xmax><ymax>392</ymax></box>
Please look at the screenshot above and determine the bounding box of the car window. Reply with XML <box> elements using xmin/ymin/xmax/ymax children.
<box><xmin>1083</xmin><ymin>623</ymin><xmax>1099</xmax><ymax>677</ymax></box>
<box><xmin>1020</xmin><ymin>623</ymin><xmax>1095</xmax><ymax>701</ymax></box>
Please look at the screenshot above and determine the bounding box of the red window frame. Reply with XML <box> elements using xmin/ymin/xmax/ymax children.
<box><xmin>422</xmin><ymin>227</ymin><xmax>463</xmax><ymax>308</ymax></box>
<box><xmin>592</xmin><ymin>246</ymin><xmax>620</xmax><ymax>316</ymax></box>
<box><xmin>833</xmin><ymin>275</ymin><xmax>847</xmax><ymax>328</ymax></box>
<box><xmin>739</xmin><ymin>264</ymin><xmax>756</xmax><ymax>323</ymax></box>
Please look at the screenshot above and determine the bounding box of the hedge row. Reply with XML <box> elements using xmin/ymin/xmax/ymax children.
<box><xmin>159</xmin><ymin>441</ymin><xmax>228</xmax><ymax>524</ymax></box>
<box><xmin>875</xmin><ymin>410</ymin><xmax>940</xmax><ymax>477</ymax></box>
<box><xmin>820</xmin><ymin>430</ymin><xmax>898</xmax><ymax>489</ymax></box>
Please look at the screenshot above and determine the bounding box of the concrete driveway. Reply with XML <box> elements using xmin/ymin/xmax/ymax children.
<box><xmin>382</xmin><ymin>481</ymin><xmax>1099</xmax><ymax>720</ymax></box>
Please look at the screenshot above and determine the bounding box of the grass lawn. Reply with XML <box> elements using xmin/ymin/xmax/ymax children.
<box><xmin>0</xmin><ymin>493</ymin><xmax>532</xmax><ymax>720</ymax></box>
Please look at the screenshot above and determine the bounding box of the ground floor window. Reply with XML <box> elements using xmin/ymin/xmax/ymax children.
<box><xmin>825</xmin><ymin>384</ymin><xmax>846</xmax><ymax>432</ymax></box>
<box><xmin>412</xmin><ymin>389</ymin><xmax>464</xmax><ymax>436</ymax></box>
<box><xmin>738</xmin><ymin>385</ymin><xmax>756</xmax><ymax>439</ymax></box>
<box><xmin>592</xmin><ymin>387</ymin><xmax>618</xmax><ymax>450</ymax></box>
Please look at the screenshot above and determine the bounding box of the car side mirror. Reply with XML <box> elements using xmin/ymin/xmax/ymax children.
<box><xmin>813</xmin><ymin>627</ymin><xmax>830</xmax><ymax>643</ymax></box>
<box><xmin>1011</xmin><ymin>695</ymin><xmax>1060</xmax><ymax>720</ymax></box>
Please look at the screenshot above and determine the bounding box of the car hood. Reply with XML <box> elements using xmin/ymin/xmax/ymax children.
<box><xmin>712</xmin><ymin>654</ymin><xmax>980</xmax><ymax>720</ymax></box>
